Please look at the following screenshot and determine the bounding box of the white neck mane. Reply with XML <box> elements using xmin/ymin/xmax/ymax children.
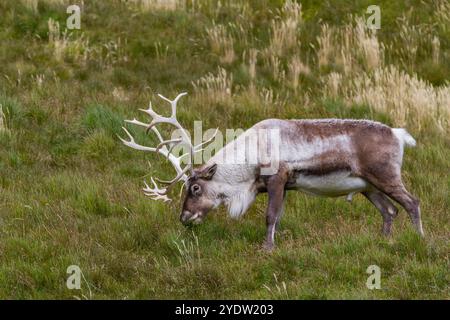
<box><xmin>208</xmin><ymin>165</ymin><xmax>258</xmax><ymax>218</ymax></box>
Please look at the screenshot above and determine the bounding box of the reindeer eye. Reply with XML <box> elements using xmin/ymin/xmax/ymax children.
<box><xmin>191</xmin><ymin>184</ymin><xmax>201</xmax><ymax>195</ymax></box>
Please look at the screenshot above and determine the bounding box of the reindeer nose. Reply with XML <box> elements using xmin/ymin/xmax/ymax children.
<box><xmin>180</xmin><ymin>211</ymin><xmax>191</xmax><ymax>224</ymax></box>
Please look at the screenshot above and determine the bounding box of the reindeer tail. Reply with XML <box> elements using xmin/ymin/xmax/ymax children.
<box><xmin>393</xmin><ymin>128</ymin><xmax>416</xmax><ymax>148</ymax></box>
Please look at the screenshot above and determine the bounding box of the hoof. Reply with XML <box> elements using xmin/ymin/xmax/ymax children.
<box><xmin>261</xmin><ymin>242</ymin><xmax>275</xmax><ymax>252</ymax></box>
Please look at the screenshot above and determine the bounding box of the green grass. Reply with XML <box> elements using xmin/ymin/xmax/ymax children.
<box><xmin>0</xmin><ymin>0</ymin><xmax>448</xmax><ymax>299</ymax></box>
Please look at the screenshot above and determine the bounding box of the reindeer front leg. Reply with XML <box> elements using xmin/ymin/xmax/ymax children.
<box><xmin>263</xmin><ymin>169</ymin><xmax>288</xmax><ymax>250</ymax></box>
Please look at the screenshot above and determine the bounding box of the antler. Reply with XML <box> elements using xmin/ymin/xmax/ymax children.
<box><xmin>119</xmin><ymin>92</ymin><xmax>217</xmax><ymax>202</ymax></box>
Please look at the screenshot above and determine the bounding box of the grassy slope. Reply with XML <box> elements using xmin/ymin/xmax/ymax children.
<box><xmin>0</xmin><ymin>0</ymin><xmax>448</xmax><ymax>299</ymax></box>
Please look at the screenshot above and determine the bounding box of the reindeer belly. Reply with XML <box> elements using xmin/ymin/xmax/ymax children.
<box><xmin>291</xmin><ymin>171</ymin><xmax>369</xmax><ymax>197</ymax></box>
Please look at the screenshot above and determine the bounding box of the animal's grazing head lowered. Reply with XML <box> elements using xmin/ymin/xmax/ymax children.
<box><xmin>119</xmin><ymin>92</ymin><xmax>220</xmax><ymax>225</ymax></box>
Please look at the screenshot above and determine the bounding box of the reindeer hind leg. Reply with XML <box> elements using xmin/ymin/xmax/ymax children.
<box><xmin>363</xmin><ymin>191</ymin><xmax>398</xmax><ymax>236</ymax></box>
<box><xmin>385</xmin><ymin>186</ymin><xmax>423</xmax><ymax>236</ymax></box>
<box><xmin>362</xmin><ymin>168</ymin><xmax>424</xmax><ymax>237</ymax></box>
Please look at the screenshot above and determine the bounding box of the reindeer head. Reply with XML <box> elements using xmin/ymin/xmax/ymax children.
<box><xmin>180</xmin><ymin>163</ymin><xmax>219</xmax><ymax>224</ymax></box>
<box><xmin>120</xmin><ymin>92</ymin><xmax>219</xmax><ymax>225</ymax></box>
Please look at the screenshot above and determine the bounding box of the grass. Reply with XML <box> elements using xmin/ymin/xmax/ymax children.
<box><xmin>0</xmin><ymin>0</ymin><xmax>448</xmax><ymax>299</ymax></box>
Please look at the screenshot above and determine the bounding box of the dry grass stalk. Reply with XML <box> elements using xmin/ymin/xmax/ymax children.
<box><xmin>48</xmin><ymin>18</ymin><xmax>90</xmax><ymax>63</ymax></box>
<box><xmin>0</xmin><ymin>104</ymin><xmax>10</xmax><ymax>135</ymax></box>
<box><xmin>22</xmin><ymin>0</ymin><xmax>71</xmax><ymax>11</ymax></box>
<box><xmin>206</xmin><ymin>22</ymin><xmax>236</xmax><ymax>64</ymax></box>
<box><xmin>354</xmin><ymin>17</ymin><xmax>382</xmax><ymax>70</ymax></box>
<box><xmin>246</xmin><ymin>48</ymin><xmax>258</xmax><ymax>84</ymax></box>
<box><xmin>432</xmin><ymin>36</ymin><xmax>440</xmax><ymax>65</ymax></box>
<box><xmin>435</xmin><ymin>0</ymin><xmax>450</xmax><ymax>32</ymax></box>
<box><xmin>101</xmin><ymin>38</ymin><xmax>128</xmax><ymax>66</ymax></box>
<box><xmin>192</xmin><ymin>67</ymin><xmax>233</xmax><ymax>104</ymax></box>
<box><xmin>173</xmin><ymin>233</ymin><xmax>201</xmax><ymax>268</ymax></box>
<box><xmin>21</xmin><ymin>0</ymin><xmax>38</xmax><ymax>12</ymax></box>
<box><xmin>229</xmin><ymin>21</ymin><xmax>252</xmax><ymax>48</ymax></box>
<box><xmin>287</xmin><ymin>54</ymin><xmax>309</xmax><ymax>90</ymax></box>
<box><xmin>128</xmin><ymin>0</ymin><xmax>185</xmax><ymax>11</ymax></box>
<box><xmin>267</xmin><ymin>55</ymin><xmax>285</xmax><ymax>82</ymax></box>
<box><xmin>317</xmin><ymin>18</ymin><xmax>383</xmax><ymax>72</ymax></box>
<box><xmin>316</xmin><ymin>24</ymin><xmax>332</xmax><ymax>67</ymax></box>
<box><xmin>267</xmin><ymin>0</ymin><xmax>302</xmax><ymax>57</ymax></box>
<box><xmin>325</xmin><ymin>72</ymin><xmax>343</xmax><ymax>97</ymax></box>
<box><xmin>263</xmin><ymin>273</ymin><xmax>289</xmax><ymax>299</ymax></box>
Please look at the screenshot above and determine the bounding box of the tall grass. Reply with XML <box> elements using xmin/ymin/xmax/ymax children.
<box><xmin>47</xmin><ymin>18</ymin><xmax>90</xmax><ymax>63</ymax></box>
<box><xmin>330</xmin><ymin>65</ymin><xmax>450</xmax><ymax>131</ymax></box>
<box><xmin>316</xmin><ymin>17</ymin><xmax>383</xmax><ymax>72</ymax></box>
<box><xmin>127</xmin><ymin>0</ymin><xmax>185</xmax><ymax>11</ymax></box>
<box><xmin>0</xmin><ymin>104</ymin><xmax>9</xmax><ymax>136</ymax></box>
<box><xmin>315</xmin><ymin>16</ymin><xmax>449</xmax><ymax>131</ymax></box>
<box><xmin>206</xmin><ymin>23</ymin><xmax>236</xmax><ymax>64</ymax></box>
<box><xmin>192</xmin><ymin>67</ymin><xmax>233</xmax><ymax>104</ymax></box>
<box><xmin>266</xmin><ymin>0</ymin><xmax>302</xmax><ymax>57</ymax></box>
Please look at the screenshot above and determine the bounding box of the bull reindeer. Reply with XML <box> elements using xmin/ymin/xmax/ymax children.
<box><xmin>120</xmin><ymin>92</ymin><xmax>424</xmax><ymax>250</ymax></box>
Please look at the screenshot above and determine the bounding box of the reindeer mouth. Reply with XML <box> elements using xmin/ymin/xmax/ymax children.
<box><xmin>181</xmin><ymin>212</ymin><xmax>204</xmax><ymax>225</ymax></box>
<box><xmin>189</xmin><ymin>212</ymin><xmax>204</xmax><ymax>224</ymax></box>
<box><xmin>191</xmin><ymin>218</ymin><xmax>203</xmax><ymax>225</ymax></box>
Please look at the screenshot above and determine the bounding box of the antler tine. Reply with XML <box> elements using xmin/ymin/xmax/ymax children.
<box><xmin>142</xmin><ymin>168</ymin><xmax>189</xmax><ymax>202</ymax></box>
<box><xmin>143</xmin><ymin>178</ymin><xmax>171</xmax><ymax>202</ymax></box>
<box><xmin>123</xmin><ymin>122</ymin><xmax>170</xmax><ymax>154</ymax></box>
<box><xmin>125</xmin><ymin>118</ymin><xmax>148</xmax><ymax>128</ymax></box>
<box><xmin>151</xmin><ymin>126</ymin><xmax>165</xmax><ymax>144</ymax></box>
<box><xmin>140</xmin><ymin>92</ymin><xmax>187</xmax><ymax>133</ymax></box>
<box><xmin>155</xmin><ymin>165</ymin><xmax>190</xmax><ymax>185</ymax></box>
<box><xmin>157</xmin><ymin>92</ymin><xmax>188</xmax><ymax>118</ymax></box>
<box><xmin>119</xmin><ymin>127</ymin><xmax>157</xmax><ymax>152</ymax></box>
<box><xmin>148</xmin><ymin>165</ymin><xmax>189</xmax><ymax>202</ymax></box>
<box><xmin>140</xmin><ymin>100</ymin><xmax>167</xmax><ymax>134</ymax></box>
<box><xmin>194</xmin><ymin>128</ymin><xmax>219</xmax><ymax>152</ymax></box>
<box><xmin>155</xmin><ymin>137</ymin><xmax>183</xmax><ymax>153</ymax></box>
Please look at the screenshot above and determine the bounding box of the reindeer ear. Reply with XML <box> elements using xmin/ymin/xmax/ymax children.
<box><xmin>198</xmin><ymin>163</ymin><xmax>217</xmax><ymax>180</ymax></box>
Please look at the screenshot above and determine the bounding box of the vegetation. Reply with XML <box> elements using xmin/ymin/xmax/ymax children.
<box><xmin>0</xmin><ymin>0</ymin><xmax>448</xmax><ymax>299</ymax></box>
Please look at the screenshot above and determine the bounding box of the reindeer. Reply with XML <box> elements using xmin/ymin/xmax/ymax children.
<box><xmin>120</xmin><ymin>92</ymin><xmax>424</xmax><ymax>250</ymax></box>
